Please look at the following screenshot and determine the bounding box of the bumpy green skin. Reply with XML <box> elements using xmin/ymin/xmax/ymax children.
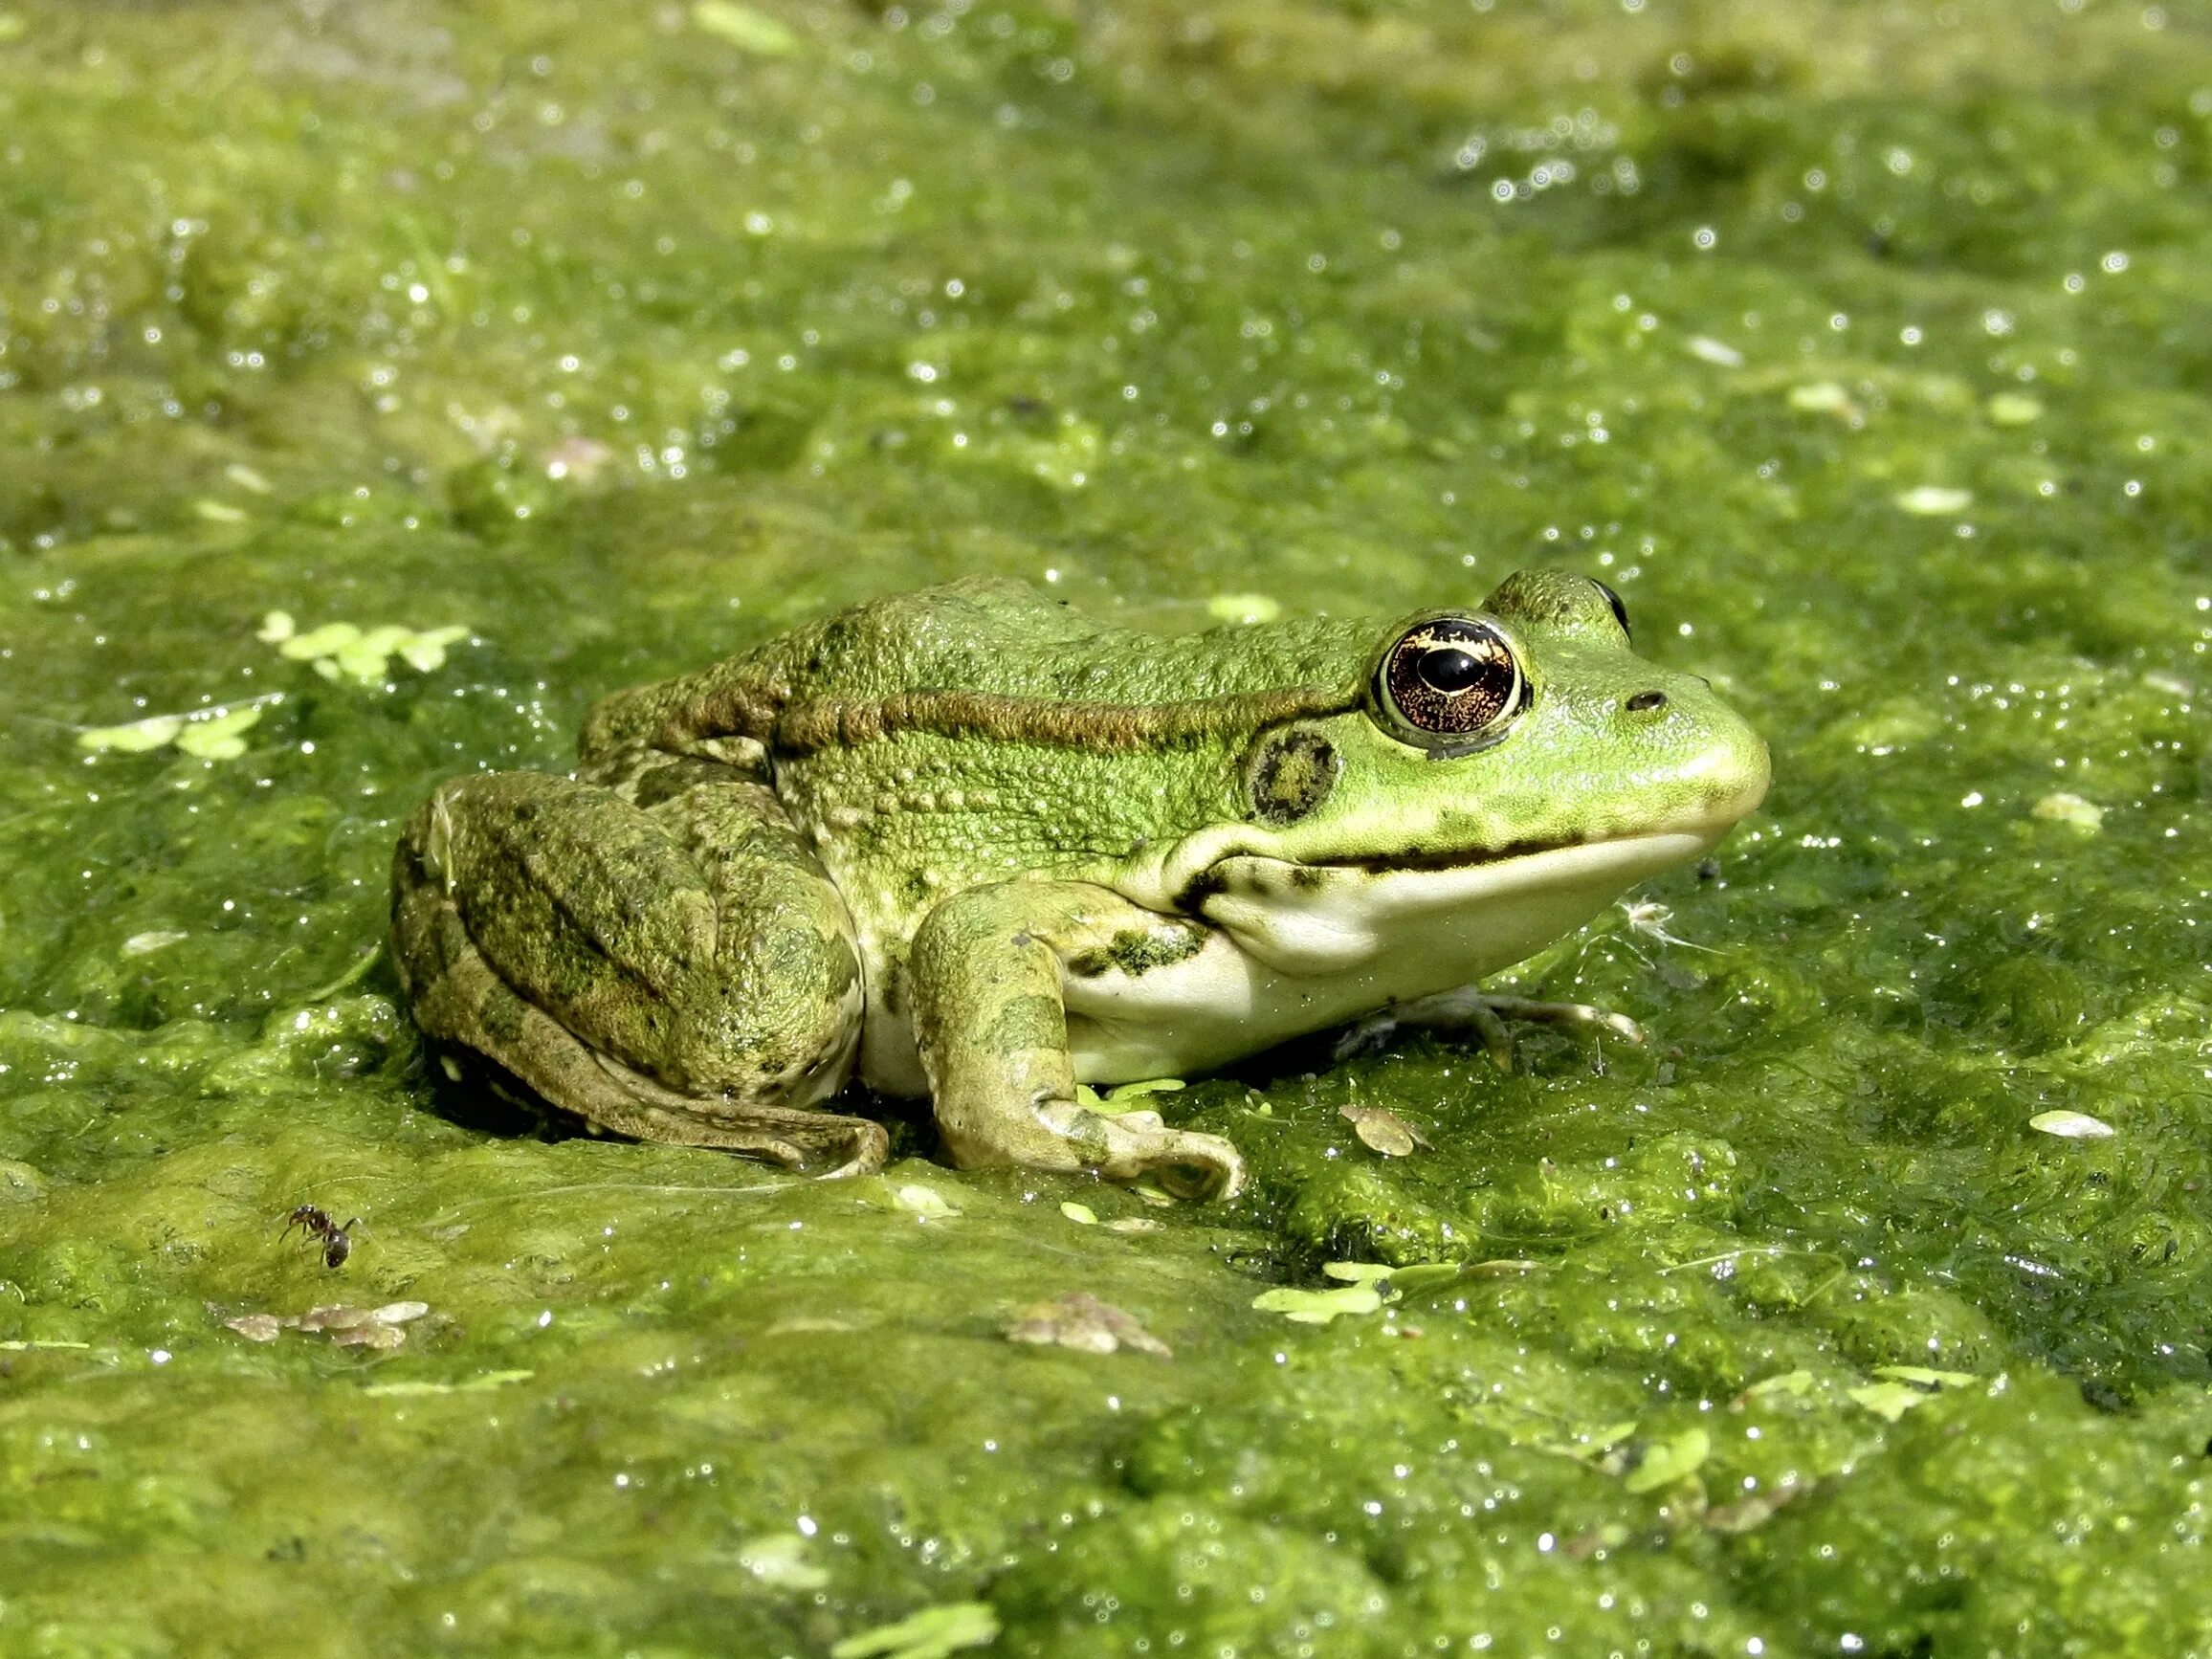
<box><xmin>391</xmin><ymin>570</ymin><xmax>1765</xmax><ymax>1194</ymax></box>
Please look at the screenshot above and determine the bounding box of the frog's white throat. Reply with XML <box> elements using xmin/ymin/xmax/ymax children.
<box><xmin>1051</xmin><ymin>829</ymin><xmax>1726</xmax><ymax>1089</ymax></box>
<box><xmin>1173</xmin><ymin>830</ymin><xmax>1721</xmax><ymax>980</ymax></box>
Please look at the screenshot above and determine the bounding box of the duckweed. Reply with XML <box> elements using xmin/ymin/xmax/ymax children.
<box><xmin>3</xmin><ymin>1</ymin><xmax>2210</xmax><ymax>1654</ymax></box>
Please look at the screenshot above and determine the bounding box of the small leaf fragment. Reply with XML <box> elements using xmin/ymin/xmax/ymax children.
<box><xmin>1686</xmin><ymin>335</ymin><xmax>1745</xmax><ymax>367</ymax></box>
<box><xmin>330</xmin><ymin>1322</ymin><xmax>408</xmax><ymax>1350</ymax></box>
<box><xmin>1872</xmin><ymin>1364</ymin><xmax>1978</xmax><ymax>1390</ymax></box>
<box><xmin>692</xmin><ymin>1</ymin><xmax>800</xmax><ymax>55</ymax></box>
<box><xmin>1736</xmin><ymin>1369</ymin><xmax>1816</xmax><ymax>1406</ymax></box>
<box><xmin>1339</xmin><ymin>1104</ymin><xmax>1430</xmax><ymax>1157</ymax></box>
<box><xmin>830</xmin><ymin>1602</ymin><xmax>1001</xmax><ymax>1659</ymax></box>
<box><xmin>1623</xmin><ymin>1427</ymin><xmax>1710</xmax><ymax>1493</ymax></box>
<box><xmin>1895</xmin><ymin>485</ymin><xmax>1973</xmax><ymax>516</ymax></box>
<box><xmin>1847</xmin><ymin>1381</ymin><xmax>1931</xmax><ymax>1422</ymax></box>
<box><xmin>1321</xmin><ymin>1261</ymin><xmax>1397</xmax><ymax>1284</ymax></box>
<box><xmin>273</xmin><ymin>616</ymin><xmax>471</xmax><ymax>686</ymax></box>
<box><xmin>894</xmin><ymin>1183</ymin><xmax>961</xmax><ymax>1219</ymax></box>
<box><xmin>78</xmin><ymin>716</ymin><xmax>183</xmax><ymax>754</ymax></box>
<box><xmin>1986</xmin><ymin>392</ymin><xmax>2043</xmax><ymax>426</ymax></box>
<box><xmin>1384</xmin><ymin>1262</ymin><xmax>1471</xmax><ymax>1295</ymax></box>
<box><xmin>395</xmin><ymin>625</ymin><xmax>470</xmax><ymax>674</ymax></box>
<box><xmin>174</xmin><ymin>705</ymin><xmax>263</xmax><ymax>761</ymax></box>
<box><xmin>2029</xmin><ymin>1109</ymin><xmax>2114</xmax><ymax>1139</ymax></box>
<box><xmin>1104</xmin><ymin>1217</ymin><xmax>1164</xmax><ymax>1235</ymax></box>
<box><xmin>1787</xmin><ymin>381</ymin><xmax>1851</xmax><ymax>414</ymax></box>
<box><xmin>1082</xmin><ymin>1077</ymin><xmax>1185</xmax><ymax>1117</ymax></box>
<box><xmin>279</xmin><ymin>621</ymin><xmax>364</xmax><ymax>662</ymax></box>
<box><xmin>225</xmin><ymin>1315</ymin><xmax>284</xmax><ymax>1342</ymax></box>
<box><xmin>1006</xmin><ymin>1292</ymin><xmax>1170</xmax><ymax>1357</ymax></box>
<box><xmin>1251</xmin><ymin>1284</ymin><xmax>1382</xmax><ymax>1324</ymax></box>
<box><xmin>284</xmin><ymin>1300</ymin><xmax>431</xmax><ymax>1350</ymax></box>
<box><xmin>1059</xmin><ymin>1201</ymin><xmax>1098</xmax><ymax>1226</ymax></box>
<box><xmin>296</xmin><ymin>1305</ymin><xmax>370</xmax><ymax>1333</ymax></box>
<box><xmin>81</xmin><ymin>705</ymin><xmax>264</xmax><ymax>763</ymax></box>
<box><xmin>2030</xmin><ymin>790</ymin><xmax>2104</xmax><ymax>831</ymax></box>
<box><xmin>1106</xmin><ymin>1076</ymin><xmax>1185</xmax><ymax>1100</ymax></box>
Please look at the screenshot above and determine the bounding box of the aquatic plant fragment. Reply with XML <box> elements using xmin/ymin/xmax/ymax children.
<box><xmin>1006</xmin><ymin>1292</ymin><xmax>1171</xmax><ymax>1357</ymax></box>
<box><xmin>830</xmin><ymin>1602</ymin><xmax>1000</xmax><ymax>1659</ymax></box>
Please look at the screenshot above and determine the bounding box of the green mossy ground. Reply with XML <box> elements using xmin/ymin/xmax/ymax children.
<box><xmin>2</xmin><ymin>1</ymin><xmax>2209</xmax><ymax>1653</ymax></box>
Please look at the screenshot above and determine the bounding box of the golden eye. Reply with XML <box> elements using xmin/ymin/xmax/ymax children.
<box><xmin>1377</xmin><ymin>618</ymin><xmax>1526</xmax><ymax>747</ymax></box>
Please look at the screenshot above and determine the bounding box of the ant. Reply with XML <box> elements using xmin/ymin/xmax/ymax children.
<box><xmin>282</xmin><ymin>1205</ymin><xmax>359</xmax><ymax>1270</ymax></box>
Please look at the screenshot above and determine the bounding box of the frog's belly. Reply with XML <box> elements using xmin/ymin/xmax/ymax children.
<box><xmin>1070</xmin><ymin>830</ymin><xmax>1717</xmax><ymax>1084</ymax></box>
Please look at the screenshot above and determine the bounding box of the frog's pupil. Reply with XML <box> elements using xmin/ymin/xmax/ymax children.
<box><xmin>1420</xmin><ymin>648</ymin><xmax>1483</xmax><ymax>696</ymax></box>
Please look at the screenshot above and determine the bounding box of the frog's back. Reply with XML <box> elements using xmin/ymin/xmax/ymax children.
<box><xmin>757</xmin><ymin>577</ymin><xmax>1370</xmax><ymax>705</ymax></box>
<box><xmin>759</xmin><ymin>579</ymin><xmax>1104</xmax><ymax>701</ymax></box>
<box><xmin>584</xmin><ymin>578</ymin><xmax>1376</xmax><ymax>765</ymax></box>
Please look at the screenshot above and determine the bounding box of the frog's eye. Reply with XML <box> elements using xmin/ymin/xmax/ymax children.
<box><xmin>1376</xmin><ymin>618</ymin><xmax>1526</xmax><ymax>749</ymax></box>
<box><xmin>1592</xmin><ymin>578</ymin><xmax>1632</xmax><ymax>641</ymax></box>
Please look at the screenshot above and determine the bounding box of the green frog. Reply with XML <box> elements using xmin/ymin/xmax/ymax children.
<box><xmin>390</xmin><ymin>570</ymin><xmax>1768</xmax><ymax>1199</ymax></box>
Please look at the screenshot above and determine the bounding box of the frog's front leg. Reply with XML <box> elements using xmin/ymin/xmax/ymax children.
<box><xmin>905</xmin><ymin>883</ymin><xmax>1246</xmax><ymax>1200</ymax></box>
<box><xmin>1336</xmin><ymin>985</ymin><xmax>1646</xmax><ymax>1072</ymax></box>
<box><xmin>390</xmin><ymin>765</ymin><xmax>886</xmax><ymax>1176</ymax></box>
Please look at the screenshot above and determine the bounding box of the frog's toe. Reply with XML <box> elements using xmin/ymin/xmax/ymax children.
<box><xmin>815</xmin><ymin>1119</ymin><xmax>891</xmax><ymax>1182</ymax></box>
<box><xmin>1041</xmin><ymin>1104</ymin><xmax>1245</xmax><ymax>1201</ymax></box>
<box><xmin>1147</xmin><ymin>1136</ymin><xmax>1246</xmax><ymax>1203</ymax></box>
<box><xmin>1477</xmin><ymin>994</ymin><xmax>1646</xmax><ymax>1047</ymax></box>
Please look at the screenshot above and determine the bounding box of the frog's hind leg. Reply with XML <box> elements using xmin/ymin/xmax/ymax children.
<box><xmin>1334</xmin><ymin>986</ymin><xmax>1645</xmax><ymax>1073</ymax></box>
<box><xmin>391</xmin><ymin>767</ymin><xmax>886</xmax><ymax>1177</ymax></box>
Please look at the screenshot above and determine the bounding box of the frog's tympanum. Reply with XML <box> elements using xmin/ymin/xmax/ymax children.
<box><xmin>391</xmin><ymin>572</ymin><xmax>1768</xmax><ymax>1198</ymax></box>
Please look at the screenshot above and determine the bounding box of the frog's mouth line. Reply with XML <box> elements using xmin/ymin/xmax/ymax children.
<box><xmin>1185</xmin><ymin>830</ymin><xmax>1730</xmax><ymax>977</ymax></box>
<box><xmin>1316</xmin><ymin>761</ymin><xmax>1769</xmax><ymax>881</ymax></box>
<box><xmin>1127</xmin><ymin>744</ymin><xmax>1768</xmax><ymax>918</ymax></box>
<box><xmin>1164</xmin><ymin>834</ymin><xmax>1570</xmax><ymax>910</ymax></box>
<box><xmin>1329</xmin><ymin>830</ymin><xmax>1602</xmax><ymax>876</ymax></box>
<box><xmin>1168</xmin><ymin>821</ymin><xmax>1716</xmax><ymax>912</ymax></box>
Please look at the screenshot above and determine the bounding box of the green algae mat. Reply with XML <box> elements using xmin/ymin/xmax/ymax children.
<box><xmin>3</xmin><ymin>0</ymin><xmax>2210</xmax><ymax>1652</ymax></box>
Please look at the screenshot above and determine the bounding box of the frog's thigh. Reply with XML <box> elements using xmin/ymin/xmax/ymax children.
<box><xmin>391</xmin><ymin>770</ymin><xmax>883</xmax><ymax>1175</ymax></box>
<box><xmin>905</xmin><ymin>881</ymin><xmax>1244</xmax><ymax>1199</ymax></box>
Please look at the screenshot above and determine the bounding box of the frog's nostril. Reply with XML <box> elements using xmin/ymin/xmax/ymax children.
<box><xmin>1625</xmin><ymin>690</ymin><xmax>1669</xmax><ymax>713</ymax></box>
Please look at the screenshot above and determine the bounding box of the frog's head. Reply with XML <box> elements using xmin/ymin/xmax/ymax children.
<box><xmin>1123</xmin><ymin>569</ymin><xmax>1770</xmax><ymax>979</ymax></box>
